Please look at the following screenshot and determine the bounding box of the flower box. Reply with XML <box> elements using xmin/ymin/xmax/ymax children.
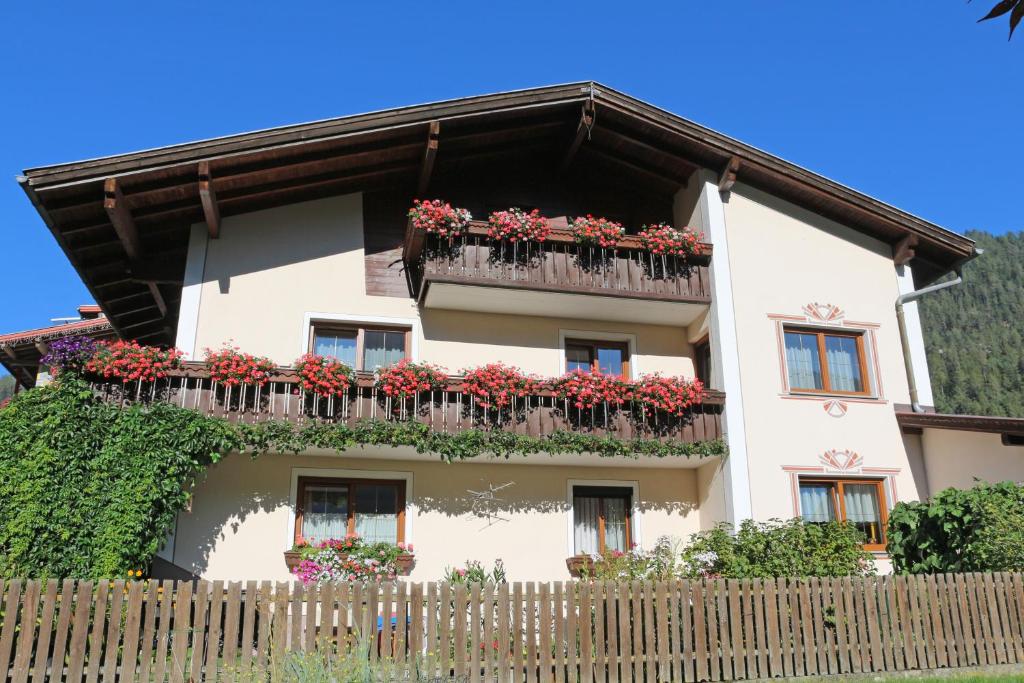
<box><xmin>284</xmin><ymin>549</ymin><xmax>415</xmax><ymax>576</ymax></box>
<box><xmin>283</xmin><ymin>550</ymin><xmax>302</xmax><ymax>571</ymax></box>
<box><xmin>566</xmin><ymin>554</ymin><xmax>595</xmax><ymax>578</ymax></box>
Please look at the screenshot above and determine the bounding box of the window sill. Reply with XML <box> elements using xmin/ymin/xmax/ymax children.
<box><xmin>786</xmin><ymin>390</ymin><xmax>880</xmax><ymax>401</ymax></box>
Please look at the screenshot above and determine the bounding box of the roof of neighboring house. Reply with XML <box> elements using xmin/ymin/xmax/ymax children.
<box><xmin>17</xmin><ymin>81</ymin><xmax>977</xmax><ymax>346</ymax></box>
<box><xmin>0</xmin><ymin>312</ymin><xmax>114</xmax><ymax>389</ymax></box>
<box><xmin>896</xmin><ymin>411</ymin><xmax>1024</xmax><ymax>438</ymax></box>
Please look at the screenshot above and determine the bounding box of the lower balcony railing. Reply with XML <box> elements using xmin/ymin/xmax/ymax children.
<box><xmin>89</xmin><ymin>364</ymin><xmax>725</xmax><ymax>445</ymax></box>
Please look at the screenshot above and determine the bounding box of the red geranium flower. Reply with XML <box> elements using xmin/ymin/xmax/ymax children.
<box><xmin>570</xmin><ymin>215</ymin><xmax>625</xmax><ymax>248</ymax></box>
<box><xmin>638</xmin><ymin>223</ymin><xmax>704</xmax><ymax>258</ymax></box>
<box><xmin>487</xmin><ymin>208</ymin><xmax>550</xmax><ymax>243</ymax></box>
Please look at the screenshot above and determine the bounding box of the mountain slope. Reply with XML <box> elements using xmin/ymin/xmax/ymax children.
<box><xmin>919</xmin><ymin>230</ymin><xmax>1024</xmax><ymax>417</ymax></box>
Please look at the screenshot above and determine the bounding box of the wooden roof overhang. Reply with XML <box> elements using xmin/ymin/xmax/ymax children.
<box><xmin>896</xmin><ymin>411</ymin><xmax>1024</xmax><ymax>439</ymax></box>
<box><xmin>0</xmin><ymin>317</ymin><xmax>115</xmax><ymax>388</ymax></box>
<box><xmin>18</xmin><ymin>82</ymin><xmax>976</xmax><ymax>346</ymax></box>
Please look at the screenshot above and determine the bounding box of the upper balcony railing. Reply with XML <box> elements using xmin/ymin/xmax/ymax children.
<box><xmin>403</xmin><ymin>221</ymin><xmax>713</xmax><ymax>308</ymax></box>
<box><xmin>90</xmin><ymin>363</ymin><xmax>725</xmax><ymax>447</ymax></box>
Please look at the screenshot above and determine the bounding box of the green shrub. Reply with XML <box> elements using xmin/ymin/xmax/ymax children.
<box><xmin>887</xmin><ymin>480</ymin><xmax>1024</xmax><ymax>574</ymax></box>
<box><xmin>681</xmin><ymin>518</ymin><xmax>875</xmax><ymax>579</ymax></box>
<box><xmin>0</xmin><ymin>378</ymin><xmax>242</xmax><ymax>578</ymax></box>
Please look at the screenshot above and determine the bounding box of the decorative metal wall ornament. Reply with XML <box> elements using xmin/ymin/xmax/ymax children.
<box><xmin>467</xmin><ymin>480</ymin><xmax>515</xmax><ymax>529</ymax></box>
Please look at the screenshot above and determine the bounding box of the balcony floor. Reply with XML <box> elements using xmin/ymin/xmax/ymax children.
<box><xmin>422</xmin><ymin>279</ymin><xmax>710</xmax><ymax>326</ymax></box>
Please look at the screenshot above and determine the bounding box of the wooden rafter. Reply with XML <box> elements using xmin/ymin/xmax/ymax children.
<box><xmin>103</xmin><ymin>178</ymin><xmax>143</xmax><ymax>260</ymax></box>
<box><xmin>559</xmin><ymin>100</ymin><xmax>595</xmax><ymax>174</ymax></box>
<box><xmin>128</xmin><ymin>258</ymin><xmax>185</xmax><ymax>285</ymax></box>
<box><xmin>198</xmin><ymin>161</ymin><xmax>221</xmax><ymax>239</ymax></box>
<box><xmin>416</xmin><ymin>121</ymin><xmax>440</xmax><ymax>196</ymax></box>
<box><xmin>893</xmin><ymin>233</ymin><xmax>919</xmax><ymax>266</ymax></box>
<box><xmin>103</xmin><ymin>177</ymin><xmax>168</xmax><ymax>318</ymax></box>
<box><xmin>718</xmin><ymin>156</ymin><xmax>741</xmax><ymax>193</ymax></box>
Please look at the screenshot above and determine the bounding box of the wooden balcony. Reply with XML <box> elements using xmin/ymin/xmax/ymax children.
<box><xmin>91</xmin><ymin>364</ymin><xmax>725</xmax><ymax>455</ymax></box>
<box><xmin>403</xmin><ymin>222</ymin><xmax>713</xmax><ymax>325</ymax></box>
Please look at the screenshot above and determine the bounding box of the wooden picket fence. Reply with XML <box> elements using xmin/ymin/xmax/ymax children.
<box><xmin>2</xmin><ymin>574</ymin><xmax>1024</xmax><ymax>682</ymax></box>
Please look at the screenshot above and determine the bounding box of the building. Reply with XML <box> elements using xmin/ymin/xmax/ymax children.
<box><xmin>11</xmin><ymin>83</ymin><xmax>1024</xmax><ymax>580</ymax></box>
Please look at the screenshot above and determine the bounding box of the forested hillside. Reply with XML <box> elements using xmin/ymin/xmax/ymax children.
<box><xmin>919</xmin><ymin>231</ymin><xmax>1024</xmax><ymax>417</ymax></box>
<box><xmin>0</xmin><ymin>374</ymin><xmax>14</xmax><ymax>403</ymax></box>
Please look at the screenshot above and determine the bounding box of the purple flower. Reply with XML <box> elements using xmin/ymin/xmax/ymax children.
<box><xmin>41</xmin><ymin>336</ymin><xmax>99</xmax><ymax>373</ymax></box>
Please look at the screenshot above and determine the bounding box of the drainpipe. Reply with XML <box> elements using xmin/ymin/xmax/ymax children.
<box><xmin>895</xmin><ymin>264</ymin><xmax>972</xmax><ymax>413</ymax></box>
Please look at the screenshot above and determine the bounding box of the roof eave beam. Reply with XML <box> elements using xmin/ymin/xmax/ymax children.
<box><xmin>103</xmin><ymin>177</ymin><xmax>169</xmax><ymax>319</ymax></box>
<box><xmin>416</xmin><ymin>121</ymin><xmax>440</xmax><ymax>197</ymax></box>
<box><xmin>893</xmin><ymin>233</ymin><xmax>919</xmax><ymax>266</ymax></box>
<box><xmin>198</xmin><ymin>161</ymin><xmax>221</xmax><ymax>239</ymax></box>
<box><xmin>718</xmin><ymin>156</ymin><xmax>741</xmax><ymax>194</ymax></box>
<box><xmin>559</xmin><ymin>100</ymin><xmax>595</xmax><ymax>174</ymax></box>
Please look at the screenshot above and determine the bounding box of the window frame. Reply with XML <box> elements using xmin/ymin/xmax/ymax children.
<box><xmin>293</xmin><ymin>476</ymin><xmax>406</xmax><ymax>546</ymax></box>
<box><xmin>798</xmin><ymin>476</ymin><xmax>888</xmax><ymax>551</ymax></box>
<box><xmin>572</xmin><ymin>485</ymin><xmax>633</xmax><ymax>556</ymax></box>
<box><xmin>564</xmin><ymin>338</ymin><xmax>631</xmax><ymax>379</ymax></box>
<box><xmin>783</xmin><ymin>326</ymin><xmax>870</xmax><ymax>397</ymax></box>
<box><xmin>693</xmin><ymin>335</ymin><xmax>712</xmax><ymax>387</ymax></box>
<box><xmin>309</xmin><ymin>323</ymin><xmax>411</xmax><ymax>372</ymax></box>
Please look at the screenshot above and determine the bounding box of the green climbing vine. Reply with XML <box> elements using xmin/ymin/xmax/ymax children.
<box><xmin>0</xmin><ymin>378</ymin><xmax>725</xmax><ymax>578</ymax></box>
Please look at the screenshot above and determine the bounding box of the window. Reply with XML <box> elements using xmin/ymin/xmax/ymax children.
<box><xmin>295</xmin><ymin>477</ymin><xmax>405</xmax><ymax>545</ymax></box>
<box><xmin>573</xmin><ymin>486</ymin><xmax>632</xmax><ymax>556</ymax></box>
<box><xmin>798</xmin><ymin>477</ymin><xmax>887</xmax><ymax>550</ymax></box>
<box><xmin>783</xmin><ymin>327</ymin><xmax>869</xmax><ymax>395</ymax></box>
<box><xmin>694</xmin><ymin>337</ymin><xmax>712</xmax><ymax>386</ymax></box>
<box><xmin>564</xmin><ymin>339</ymin><xmax>630</xmax><ymax>378</ymax></box>
<box><xmin>311</xmin><ymin>324</ymin><xmax>409</xmax><ymax>371</ymax></box>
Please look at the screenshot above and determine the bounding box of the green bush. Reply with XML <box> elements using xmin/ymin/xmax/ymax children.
<box><xmin>887</xmin><ymin>480</ymin><xmax>1024</xmax><ymax>574</ymax></box>
<box><xmin>681</xmin><ymin>518</ymin><xmax>875</xmax><ymax>579</ymax></box>
<box><xmin>0</xmin><ymin>378</ymin><xmax>242</xmax><ymax>578</ymax></box>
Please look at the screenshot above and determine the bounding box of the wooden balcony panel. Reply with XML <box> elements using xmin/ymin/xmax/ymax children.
<box><xmin>89</xmin><ymin>368</ymin><xmax>725</xmax><ymax>447</ymax></box>
<box><xmin>405</xmin><ymin>223</ymin><xmax>713</xmax><ymax>313</ymax></box>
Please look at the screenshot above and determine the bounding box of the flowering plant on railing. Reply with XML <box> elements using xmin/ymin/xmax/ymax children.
<box><xmin>549</xmin><ymin>369</ymin><xmax>632</xmax><ymax>410</ymax></box>
<box><xmin>374</xmin><ymin>358</ymin><xmax>448</xmax><ymax>400</ymax></box>
<box><xmin>293</xmin><ymin>534</ymin><xmax>413</xmax><ymax>585</ymax></box>
<box><xmin>487</xmin><ymin>207</ymin><xmax>551</xmax><ymax>243</ymax></box>
<box><xmin>461</xmin><ymin>362</ymin><xmax>542</xmax><ymax>409</ymax></box>
<box><xmin>632</xmin><ymin>374</ymin><xmax>705</xmax><ymax>417</ymax></box>
<box><xmin>204</xmin><ymin>344</ymin><xmax>275</xmax><ymax>387</ymax></box>
<box><xmin>638</xmin><ymin>223</ymin><xmax>704</xmax><ymax>257</ymax></box>
<box><xmin>41</xmin><ymin>336</ymin><xmax>101</xmax><ymax>374</ymax></box>
<box><xmin>407</xmin><ymin>199</ymin><xmax>472</xmax><ymax>239</ymax></box>
<box><xmin>84</xmin><ymin>340</ymin><xmax>184</xmax><ymax>383</ymax></box>
<box><xmin>570</xmin><ymin>215</ymin><xmax>625</xmax><ymax>248</ymax></box>
<box><xmin>294</xmin><ymin>353</ymin><xmax>356</xmax><ymax>398</ymax></box>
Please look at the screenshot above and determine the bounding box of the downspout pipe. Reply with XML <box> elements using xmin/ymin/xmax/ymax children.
<box><xmin>895</xmin><ymin>268</ymin><xmax>967</xmax><ymax>413</ymax></box>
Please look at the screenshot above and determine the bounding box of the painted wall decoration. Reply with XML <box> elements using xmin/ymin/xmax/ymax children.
<box><xmin>768</xmin><ymin>303</ymin><xmax>886</xmax><ymax>416</ymax></box>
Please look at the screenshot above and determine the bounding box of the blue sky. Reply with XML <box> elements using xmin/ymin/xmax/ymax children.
<box><xmin>0</xmin><ymin>1</ymin><xmax>1020</xmax><ymax>359</ymax></box>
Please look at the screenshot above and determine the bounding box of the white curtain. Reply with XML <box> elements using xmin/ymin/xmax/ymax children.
<box><xmin>844</xmin><ymin>484</ymin><xmax>882</xmax><ymax>543</ymax></box>
<box><xmin>799</xmin><ymin>484</ymin><xmax>835</xmax><ymax>523</ymax></box>
<box><xmin>825</xmin><ymin>336</ymin><xmax>862</xmax><ymax>392</ymax></box>
<box><xmin>573</xmin><ymin>496</ymin><xmax>600</xmax><ymax>556</ymax></box>
<box><xmin>354</xmin><ymin>484</ymin><xmax>399</xmax><ymax>544</ymax></box>
<box><xmin>784</xmin><ymin>333</ymin><xmax>822</xmax><ymax>390</ymax></box>
<box><xmin>302</xmin><ymin>485</ymin><xmax>348</xmax><ymax>542</ymax></box>
<box><xmin>363</xmin><ymin>331</ymin><xmax>405</xmax><ymax>370</ymax></box>
<box><xmin>355</xmin><ymin>513</ymin><xmax>398</xmax><ymax>544</ymax></box>
<box><xmin>603</xmin><ymin>498</ymin><xmax>628</xmax><ymax>552</ymax></box>
<box><xmin>314</xmin><ymin>332</ymin><xmax>357</xmax><ymax>367</ymax></box>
